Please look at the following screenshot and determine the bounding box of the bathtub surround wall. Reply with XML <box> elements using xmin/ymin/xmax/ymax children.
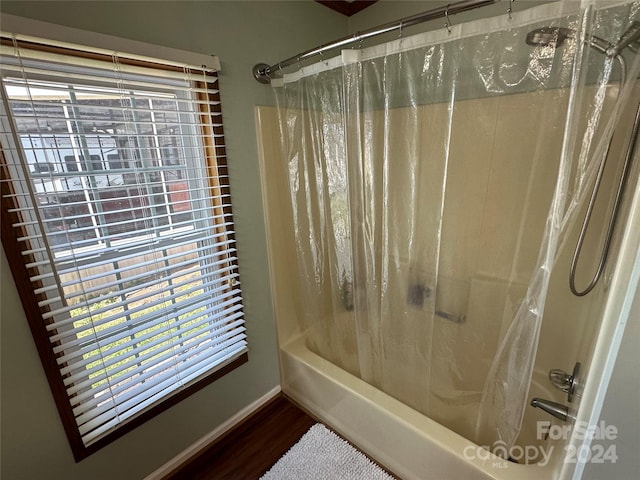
<box><xmin>0</xmin><ymin>3</ymin><xmax>346</xmax><ymax>479</ymax></box>
<box><xmin>258</xmin><ymin>67</ymin><xmax>639</xmax><ymax>448</ymax></box>
<box><xmin>257</xmin><ymin>76</ymin><xmax>639</xmax><ymax>459</ymax></box>
<box><xmin>258</xmin><ymin>0</ymin><xmax>640</xmax><ymax>475</ymax></box>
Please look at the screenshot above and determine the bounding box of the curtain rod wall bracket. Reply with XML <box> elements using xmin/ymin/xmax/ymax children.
<box><xmin>252</xmin><ymin>0</ymin><xmax>499</xmax><ymax>84</ymax></box>
<box><xmin>253</xmin><ymin>63</ymin><xmax>272</xmax><ymax>84</ymax></box>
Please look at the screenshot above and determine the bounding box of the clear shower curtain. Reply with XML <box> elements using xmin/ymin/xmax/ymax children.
<box><xmin>274</xmin><ymin>0</ymin><xmax>640</xmax><ymax>452</ymax></box>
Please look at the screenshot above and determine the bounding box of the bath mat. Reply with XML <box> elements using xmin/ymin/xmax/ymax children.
<box><xmin>260</xmin><ymin>423</ymin><xmax>395</xmax><ymax>480</ymax></box>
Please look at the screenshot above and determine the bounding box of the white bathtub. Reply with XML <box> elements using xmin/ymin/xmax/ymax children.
<box><xmin>280</xmin><ymin>334</ymin><xmax>563</xmax><ymax>480</ymax></box>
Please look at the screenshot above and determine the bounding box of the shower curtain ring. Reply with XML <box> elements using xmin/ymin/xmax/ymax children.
<box><xmin>398</xmin><ymin>21</ymin><xmax>403</xmax><ymax>39</ymax></box>
<box><xmin>319</xmin><ymin>50</ymin><xmax>328</xmax><ymax>66</ymax></box>
<box><xmin>444</xmin><ymin>5</ymin><xmax>453</xmax><ymax>33</ymax></box>
<box><xmin>507</xmin><ymin>0</ymin><xmax>515</xmax><ymax>20</ymax></box>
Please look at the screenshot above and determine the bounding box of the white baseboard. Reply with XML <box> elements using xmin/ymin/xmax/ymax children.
<box><xmin>144</xmin><ymin>385</ymin><xmax>282</xmax><ymax>479</ymax></box>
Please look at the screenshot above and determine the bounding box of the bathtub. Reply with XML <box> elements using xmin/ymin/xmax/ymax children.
<box><xmin>279</xmin><ymin>333</ymin><xmax>563</xmax><ymax>480</ymax></box>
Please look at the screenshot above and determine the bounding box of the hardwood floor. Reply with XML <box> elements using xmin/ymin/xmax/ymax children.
<box><xmin>166</xmin><ymin>394</ymin><xmax>317</xmax><ymax>480</ymax></box>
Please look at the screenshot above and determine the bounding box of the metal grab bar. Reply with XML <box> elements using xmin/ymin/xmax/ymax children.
<box><xmin>570</xmin><ymin>55</ymin><xmax>640</xmax><ymax>296</ymax></box>
<box><xmin>436</xmin><ymin>310</ymin><xmax>466</xmax><ymax>324</ymax></box>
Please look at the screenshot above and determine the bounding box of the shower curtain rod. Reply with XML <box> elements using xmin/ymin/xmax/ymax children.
<box><xmin>252</xmin><ymin>0</ymin><xmax>500</xmax><ymax>83</ymax></box>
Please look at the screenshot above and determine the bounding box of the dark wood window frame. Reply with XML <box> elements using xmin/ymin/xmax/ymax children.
<box><xmin>0</xmin><ymin>38</ymin><xmax>248</xmax><ymax>462</ymax></box>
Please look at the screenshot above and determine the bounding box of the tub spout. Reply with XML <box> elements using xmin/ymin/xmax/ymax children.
<box><xmin>530</xmin><ymin>398</ymin><xmax>571</xmax><ymax>422</ymax></box>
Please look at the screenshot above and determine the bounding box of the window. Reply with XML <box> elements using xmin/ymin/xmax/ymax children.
<box><xmin>0</xmin><ymin>34</ymin><xmax>247</xmax><ymax>460</ymax></box>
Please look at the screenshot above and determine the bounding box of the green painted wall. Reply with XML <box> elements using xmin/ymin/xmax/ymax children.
<box><xmin>0</xmin><ymin>2</ymin><xmax>345</xmax><ymax>479</ymax></box>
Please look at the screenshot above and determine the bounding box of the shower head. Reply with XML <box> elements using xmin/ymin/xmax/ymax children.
<box><xmin>610</xmin><ymin>20</ymin><xmax>640</xmax><ymax>56</ymax></box>
<box><xmin>525</xmin><ymin>27</ymin><xmax>573</xmax><ymax>48</ymax></box>
<box><xmin>525</xmin><ymin>26</ymin><xmax>610</xmax><ymax>54</ymax></box>
<box><xmin>525</xmin><ymin>23</ymin><xmax>640</xmax><ymax>58</ymax></box>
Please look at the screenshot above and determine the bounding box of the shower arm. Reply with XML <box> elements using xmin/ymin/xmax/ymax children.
<box><xmin>570</xmin><ymin>54</ymin><xmax>640</xmax><ymax>296</ymax></box>
<box><xmin>252</xmin><ymin>0</ymin><xmax>499</xmax><ymax>84</ymax></box>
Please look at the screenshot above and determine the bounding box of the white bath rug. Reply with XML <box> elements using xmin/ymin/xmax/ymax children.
<box><xmin>260</xmin><ymin>423</ymin><xmax>395</xmax><ymax>480</ymax></box>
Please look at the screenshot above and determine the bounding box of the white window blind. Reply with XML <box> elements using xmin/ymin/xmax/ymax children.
<box><xmin>0</xmin><ymin>36</ymin><xmax>247</xmax><ymax>451</ymax></box>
